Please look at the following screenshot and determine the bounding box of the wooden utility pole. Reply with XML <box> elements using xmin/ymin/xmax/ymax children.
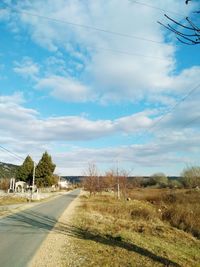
<box><xmin>117</xmin><ymin>160</ymin><xmax>120</xmax><ymax>199</ymax></box>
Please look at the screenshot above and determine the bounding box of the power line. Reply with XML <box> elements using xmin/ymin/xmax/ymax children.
<box><xmin>133</xmin><ymin>82</ymin><xmax>200</xmax><ymax>143</ymax></box>
<box><xmin>2</xmin><ymin>2</ymin><xmax>164</xmax><ymax>45</ymax></box>
<box><xmin>129</xmin><ymin>0</ymin><xmax>185</xmax><ymax>17</ymax></box>
<box><xmin>150</xmin><ymin>82</ymin><xmax>200</xmax><ymax>131</ymax></box>
<box><xmin>182</xmin><ymin>115</ymin><xmax>200</xmax><ymax>129</ymax></box>
<box><xmin>0</xmin><ymin>3</ymin><xmax>173</xmax><ymax>61</ymax></box>
<box><xmin>0</xmin><ymin>145</ymin><xmax>36</xmax><ymax>198</ymax></box>
<box><xmin>0</xmin><ymin>144</ymin><xmax>24</xmax><ymax>161</ymax></box>
<box><xmin>90</xmin><ymin>46</ymin><xmax>166</xmax><ymax>61</ymax></box>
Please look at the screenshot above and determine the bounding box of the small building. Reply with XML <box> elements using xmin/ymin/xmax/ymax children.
<box><xmin>15</xmin><ymin>181</ymin><xmax>28</xmax><ymax>193</ymax></box>
<box><xmin>58</xmin><ymin>179</ymin><xmax>70</xmax><ymax>189</ymax></box>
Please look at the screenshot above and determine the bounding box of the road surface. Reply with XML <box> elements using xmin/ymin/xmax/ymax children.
<box><xmin>0</xmin><ymin>189</ymin><xmax>80</xmax><ymax>267</ymax></box>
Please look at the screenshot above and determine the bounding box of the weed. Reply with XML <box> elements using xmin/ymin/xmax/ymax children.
<box><xmin>65</xmin><ymin>192</ymin><xmax>200</xmax><ymax>267</ymax></box>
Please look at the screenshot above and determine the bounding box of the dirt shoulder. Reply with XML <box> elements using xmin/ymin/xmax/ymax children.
<box><xmin>28</xmin><ymin>190</ymin><xmax>82</xmax><ymax>267</ymax></box>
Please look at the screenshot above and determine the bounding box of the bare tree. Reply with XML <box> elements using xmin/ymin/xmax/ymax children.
<box><xmin>83</xmin><ymin>162</ymin><xmax>99</xmax><ymax>195</ymax></box>
<box><xmin>158</xmin><ymin>0</ymin><xmax>200</xmax><ymax>45</ymax></box>
<box><xmin>102</xmin><ymin>168</ymin><xmax>129</xmax><ymax>199</ymax></box>
<box><xmin>103</xmin><ymin>169</ymin><xmax>117</xmax><ymax>192</ymax></box>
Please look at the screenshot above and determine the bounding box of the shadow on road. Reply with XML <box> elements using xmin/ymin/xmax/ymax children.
<box><xmin>0</xmin><ymin>210</ymin><xmax>180</xmax><ymax>266</ymax></box>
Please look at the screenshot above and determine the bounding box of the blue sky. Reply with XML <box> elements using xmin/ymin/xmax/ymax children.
<box><xmin>0</xmin><ymin>0</ymin><xmax>200</xmax><ymax>176</ymax></box>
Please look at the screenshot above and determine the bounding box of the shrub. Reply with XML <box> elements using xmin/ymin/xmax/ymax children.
<box><xmin>181</xmin><ymin>166</ymin><xmax>200</xmax><ymax>188</ymax></box>
<box><xmin>168</xmin><ymin>179</ymin><xmax>182</xmax><ymax>189</ymax></box>
<box><xmin>162</xmin><ymin>203</ymin><xmax>200</xmax><ymax>238</ymax></box>
<box><xmin>130</xmin><ymin>206</ymin><xmax>155</xmax><ymax>220</ymax></box>
<box><xmin>0</xmin><ymin>178</ymin><xmax>10</xmax><ymax>192</ymax></box>
<box><xmin>149</xmin><ymin>173</ymin><xmax>168</xmax><ymax>188</ymax></box>
<box><xmin>160</xmin><ymin>190</ymin><xmax>200</xmax><ymax>238</ymax></box>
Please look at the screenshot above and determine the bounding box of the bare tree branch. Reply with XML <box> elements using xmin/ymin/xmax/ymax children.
<box><xmin>158</xmin><ymin>0</ymin><xmax>200</xmax><ymax>45</ymax></box>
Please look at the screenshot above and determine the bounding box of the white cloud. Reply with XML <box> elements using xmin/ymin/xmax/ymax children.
<box><xmin>3</xmin><ymin>1</ymin><xmax>180</xmax><ymax>102</ymax></box>
<box><xmin>36</xmin><ymin>75</ymin><xmax>93</xmax><ymax>102</ymax></box>
<box><xmin>3</xmin><ymin>0</ymin><xmax>198</xmax><ymax>105</ymax></box>
<box><xmin>0</xmin><ymin>94</ymin><xmax>155</xmax><ymax>142</ymax></box>
<box><xmin>1</xmin><ymin>1</ymin><xmax>200</xmax><ymax>175</ymax></box>
<box><xmin>1</xmin><ymin>93</ymin><xmax>200</xmax><ymax>175</ymax></box>
<box><xmin>13</xmin><ymin>58</ymin><xmax>40</xmax><ymax>79</ymax></box>
<box><xmin>52</xmin><ymin>140</ymin><xmax>194</xmax><ymax>176</ymax></box>
<box><xmin>0</xmin><ymin>92</ymin><xmax>25</xmax><ymax>104</ymax></box>
<box><xmin>0</xmin><ymin>8</ymin><xmax>10</xmax><ymax>21</ymax></box>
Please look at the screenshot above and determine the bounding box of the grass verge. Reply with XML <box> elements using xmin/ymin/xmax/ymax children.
<box><xmin>64</xmin><ymin>193</ymin><xmax>200</xmax><ymax>267</ymax></box>
<box><xmin>0</xmin><ymin>195</ymin><xmax>28</xmax><ymax>216</ymax></box>
<box><xmin>0</xmin><ymin>195</ymin><xmax>28</xmax><ymax>206</ymax></box>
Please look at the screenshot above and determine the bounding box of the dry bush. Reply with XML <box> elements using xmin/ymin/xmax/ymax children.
<box><xmin>0</xmin><ymin>178</ymin><xmax>10</xmax><ymax>192</ymax></box>
<box><xmin>128</xmin><ymin>188</ymin><xmax>170</xmax><ymax>204</ymax></box>
<box><xmin>0</xmin><ymin>195</ymin><xmax>27</xmax><ymax>205</ymax></box>
<box><xmin>162</xmin><ymin>203</ymin><xmax>200</xmax><ymax>238</ymax></box>
<box><xmin>161</xmin><ymin>191</ymin><xmax>200</xmax><ymax>238</ymax></box>
<box><xmin>127</xmin><ymin>188</ymin><xmax>200</xmax><ymax>238</ymax></box>
<box><xmin>81</xmin><ymin>194</ymin><xmax>159</xmax><ymax>223</ymax></box>
<box><xmin>130</xmin><ymin>206</ymin><xmax>156</xmax><ymax>220</ymax></box>
<box><xmin>82</xmin><ymin>189</ymin><xmax>200</xmax><ymax>239</ymax></box>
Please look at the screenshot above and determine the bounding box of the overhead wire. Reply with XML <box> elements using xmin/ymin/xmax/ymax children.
<box><xmin>115</xmin><ymin>81</ymin><xmax>200</xmax><ymax>167</ymax></box>
<box><xmin>132</xmin><ymin>82</ymin><xmax>200</xmax><ymax>144</ymax></box>
<box><xmin>181</xmin><ymin>115</ymin><xmax>200</xmax><ymax>129</ymax></box>
<box><xmin>1</xmin><ymin>1</ymin><xmax>199</xmax><ymax>160</ymax></box>
<box><xmin>89</xmin><ymin>46</ymin><xmax>166</xmax><ymax>61</ymax></box>
<box><xmin>2</xmin><ymin>1</ymin><xmax>164</xmax><ymax>45</ymax></box>
<box><xmin>0</xmin><ymin>2</ymin><xmax>174</xmax><ymax>62</ymax></box>
<box><xmin>129</xmin><ymin>0</ymin><xmax>186</xmax><ymax>17</ymax></box>
<box><xmin>0</xmin><ymin>144</ymin><xmax>24</xmax><ymax>161</ymax></box>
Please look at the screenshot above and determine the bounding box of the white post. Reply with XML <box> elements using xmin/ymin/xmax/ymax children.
<box><xmin>31</xmin><ymin>161</ymin><xmax>36</xmax><ymax>200</ymax></box>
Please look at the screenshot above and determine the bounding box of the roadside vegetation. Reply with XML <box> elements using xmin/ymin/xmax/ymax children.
<box><xmin>0</xmin><ymin>195</ymin><xmax>27</xmax><ymax>206</ymax></box>
<box><xmin>0</xmin><ymin>195</ymin><xmax>28</xmax><ymax>216</ymax></box>
<box><xmin>66</xmin><ymin>192</ymin><xmax>200</xmax><ymax>267</ymax></box>
<box><xmin>0</xmin><ymin>152</ymin><xmax>57</xmax><ymax>192</ymax></box>
<box><xmin>129</xmin><ymin>188</ymin><xmax>200</xmax><ymax>239</ymax></box>
<box><xmin>63</xmin><ymin>164</ymin><xmax>200</xmax><ymax>267</ymax></box>
<box><xmin>16</xmin><ymin>152</ymin><xmax>57</xmax><ymax>187</ymax></box>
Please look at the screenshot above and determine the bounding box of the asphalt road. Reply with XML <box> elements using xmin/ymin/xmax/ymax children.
<box><xmin>0</xmin><ymin>189</ymin><xmax>80</xmax><ymax>267</ymax></box>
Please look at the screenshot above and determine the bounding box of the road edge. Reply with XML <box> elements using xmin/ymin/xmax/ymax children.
<box><xmin>28</xmin><ymin>189</ymin><xmax>82</xmax><ymax>267</ymax></box>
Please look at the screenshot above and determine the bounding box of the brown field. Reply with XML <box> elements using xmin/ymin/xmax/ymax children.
<box><xmin>64</xmin><ymin>188</ymin><xmax>200</xmax><ymax>267</ymax></box>
<box><xmin>0</xmin><ymin>195</ymin><xmax>28</xmax><ymax>206</ymax></box>
<box><xmin>128</xmin><ymin>188</ymin><xmax>200</xmax><ymax>238</ymax></box>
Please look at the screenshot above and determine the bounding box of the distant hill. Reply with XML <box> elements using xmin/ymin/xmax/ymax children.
<box><xmin>0</xmin><ymin>162</ymin><xmax>19</xmax><ymax>179</ymax></box>
<box><xmin>62</xmin><ymin>176</ymin><xmax>85</xmax><ymax>184</ymax></box>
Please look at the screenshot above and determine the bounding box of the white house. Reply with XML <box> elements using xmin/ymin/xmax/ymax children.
<box><xmin>58</xmin><ymin>179</ymin><xmax>70</xmax><ymax>189</ymax></box>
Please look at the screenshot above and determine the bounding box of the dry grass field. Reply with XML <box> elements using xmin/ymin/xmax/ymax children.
<box><xmin>0</xmin><ymin>195</ymin><xmax>27</xmax><ymax>206</ymax></box>
<box><xmin>128</xmin><ymin>188</ymin><xmax>200</xmax><ymax>239</ymax></box>
<box><xmin>64</xmin><ymin>189</ymin><xmax>200</xmax><ymax>267</ymax></box>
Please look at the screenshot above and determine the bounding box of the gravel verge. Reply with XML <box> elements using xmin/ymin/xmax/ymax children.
<box><xmin>28</xmin><ymin>190</ymin><xmax>82</xmax><ymax>267</ymax></box>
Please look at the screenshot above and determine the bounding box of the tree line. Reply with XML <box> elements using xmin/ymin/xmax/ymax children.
<box><xmin>83</xmin><ymin>163</ymin><xmax>200</xmax><ymax>197</ymax></box>
<box><xmin>16</xmin><ymin>151</ymin><xmax>57</xmax><ymax>187</ymax></box>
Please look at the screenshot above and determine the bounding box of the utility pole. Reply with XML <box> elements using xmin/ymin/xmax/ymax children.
<box><xmin>31</xmin><ymin>161</ymin><xmax>36</xmax><ymax>200</ymax></box>
<box><xmin>117</xmin><ymin>159</ymin><xmax>120</xmax><ymax>199</ymax></box>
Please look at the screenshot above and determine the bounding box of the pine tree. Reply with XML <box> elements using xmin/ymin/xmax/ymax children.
<box><xmin>16</xmin><ymin>155</ymin><xmax>34</xmax><ymax>184</ymax></box>
<box><xmin>35</xmin><ymin>151</ymin><xmax>56</xmax><ymax>187</ymax></box>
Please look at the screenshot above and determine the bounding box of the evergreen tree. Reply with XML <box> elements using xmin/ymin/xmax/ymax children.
<box><xmin>35</xmin><ymin>151</ymin><xmax>56</xmax><ymax>187</ymax></box>
<box><xmin>16</xmin><ymin>155</ymin><xmax>34</xmax><ymax>184</ymax></box>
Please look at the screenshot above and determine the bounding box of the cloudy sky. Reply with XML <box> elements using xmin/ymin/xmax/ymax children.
<box><xmin>0</xmin><ymin>0</ymin><xmax>200</xmax><ymax>176</ymax></box>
